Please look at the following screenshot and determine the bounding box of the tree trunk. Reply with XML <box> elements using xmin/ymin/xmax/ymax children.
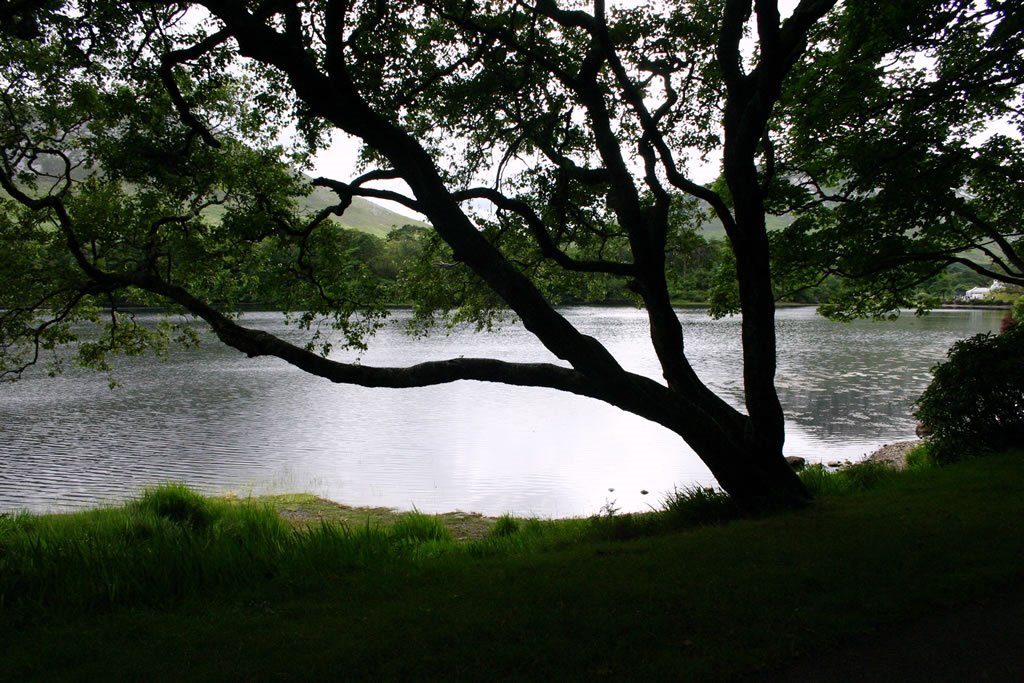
<box><xmin>683</xmin><ymin>426</ymin><xmax>810</xmax><ymax>511</ymax></box>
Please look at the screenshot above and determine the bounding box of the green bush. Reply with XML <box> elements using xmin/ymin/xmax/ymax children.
<box><xmin>132</xmin><ymin>483</ymin><xmax>215</xmax><ymax>530</ymax></box>
<box><xmin>1012</xmin><ymin>297</ymin><xmax>1024</xmax><ymax>325</ymax></box>
<box><xmin>915</xmin><ymin>325</ymin><xmax>1024</xmax><ymax>463</ymax></box>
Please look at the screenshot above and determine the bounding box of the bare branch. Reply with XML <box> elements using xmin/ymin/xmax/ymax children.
<box><xmin>158</xmin><ymin>28</ymin><xmax>231</xmax><ymax>149</ymax></box>
<box><xmin>313</xmin><ymin>176</ymin><xmax>423</xmax><ymax>213</ymax></box>
<box><xmin>451</xmin><ymin>186</ymin><xmax>637</xmax><ymax>277</ymax></box>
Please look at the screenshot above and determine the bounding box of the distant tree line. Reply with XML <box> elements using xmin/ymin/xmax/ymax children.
<box><xmin>260</xmin><ymin>222</ymin><xmax>999</xmax><ymax>312</ymax></box>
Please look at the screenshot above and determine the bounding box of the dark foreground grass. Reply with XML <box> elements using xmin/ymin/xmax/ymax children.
<box><xmin>1</xmin><ymin>452</ymin><xmax>1023</xmax><ymax>680</ymax></box>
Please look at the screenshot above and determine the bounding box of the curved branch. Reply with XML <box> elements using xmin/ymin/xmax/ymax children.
<box><xmin>451</xmin><ymin>186</ymin><xmax>636</xmax><ymax>277</ymax></box>
<box><xmin>92</xmin><ymin>272</ymin><xmax>604</xmax><ymax>401</ymax></box>
<box><xmin>946</xmin><ymin>256</ymin><xmax>1024</xmax><ymax>287</ymax></box>
<box><xmin>349</xmin><ymin>168</ymin><xmax>403</xmax><ymax>187</ymax></box>
<box><xmin>114</xmin><ymin>271</ymin><xmax>746</xmax><ymax>450</ymax></box>
<box><xmin>0</xmin><ymin>170</ymin><xmax>100</xmax><ymax>279</ymax></box>
<box><xmin>948</xmin><ymin>201</ymin><xmax>1024</xmax><ymax>275</ymax></box>
<box><xmin>313</xmin><ymin>176</ymin><xmax>423</xmax><ymax>214</ymax></box>
<box><xmin>158</xmin><ymin>28</ymin><xmax>230</xmax><ymax>149</ymax></box>
<box><xmin>0</xmin><ymin>287</ymin><xmax>94</xmax><ymax>381</ymax></box>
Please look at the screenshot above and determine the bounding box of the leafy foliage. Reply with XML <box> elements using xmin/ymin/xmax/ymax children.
<box><xmin>772</xmin><ymin>0</ymin><xmax>1024</xmax><ymax>319</ymax></box>
<box><xmin>0</xmin><ymin>3</ymin><xmax>398</xmax><ymax>379</ymax></box>
<box><xmin>915</xmin><ymin>326</ymin><xmax>1024</xmax><ymax>463</ymax></box>
<box><xmin>1012</xmin><ymin>296</ymin><xmax>1024</xmax><ymax>324</ymax></box>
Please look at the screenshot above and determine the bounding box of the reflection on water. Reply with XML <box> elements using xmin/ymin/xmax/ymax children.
<box><xmin>0</xmin><ymin>306</ymin><xmax>1003</xmax><ymax>516</ymax></box>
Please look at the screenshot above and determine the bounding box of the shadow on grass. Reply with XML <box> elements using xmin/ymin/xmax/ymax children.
<box><xmin>1</xmin><ymin>451</ymin><xmax>1022</xmax><ymax>680</ymax></box>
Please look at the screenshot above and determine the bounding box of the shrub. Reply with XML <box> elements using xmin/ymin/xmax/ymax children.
<box><xmin>1009</xmin><ymin>297</ymin><xmax>1024</xmax><ymax>328</ymax></box>
<box><xmin>133</xmin><ymin>483</ymin><xmax>215</xmax><ymax>530</ymax></box>
<box><xmin>914</xmin><ymin>325</ymin><xmax>1024</xmax><ymax>463</ymax></box>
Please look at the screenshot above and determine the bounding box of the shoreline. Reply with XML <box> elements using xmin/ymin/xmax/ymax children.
<box><xmin>864</xmin><ymin>439</ymin><xmax>921</xmax><ymax>469</ymax></box>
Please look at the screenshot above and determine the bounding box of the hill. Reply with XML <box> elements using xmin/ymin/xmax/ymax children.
<box><xmin>699</xmin><ymin>212</ymin><xmax>794</xmax><ymax>239</ymax></box>
<box><xmin>296</xmin><ymin>182</ymin><xmax>429</xmax><ymax>238</ymax></box>
<box><xmin>8</xmin><ymin>151</ymin><xmax>429</xmax><ymax>239</ymax></box>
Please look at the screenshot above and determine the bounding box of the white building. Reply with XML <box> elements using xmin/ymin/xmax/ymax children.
<box><xmin>963</xmin><ymin>281</ymin><xmax>1004</xmax><ymax>301</ymax></box>
<box><xmin>964</xmin><ymin>286</ymin><xmax>991</xmax><ymax>300</ymax></box>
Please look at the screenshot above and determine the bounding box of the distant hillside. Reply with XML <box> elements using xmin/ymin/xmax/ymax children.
<box><xmin>13</xmin><ymin>150</ymin><xmax>429</xmax><ymax>239</ymax></box>
<box><xmin>699</xmin><ymin>213</ymin><xmax>794</xmax><ymax>239</ymax></box>
<box><xmin>297</xmin><ymin>182</ymin><xmax>429</xmax><ymax>238</ymax></box>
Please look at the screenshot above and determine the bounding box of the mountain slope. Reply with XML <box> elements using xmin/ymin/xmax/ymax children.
<box><xmin>297</xmin><ymin>184</ymin><xmax>429</xmax><ymax>238</ymax></box>
<box><xmin>699</xmin><ymin>213</ymin><xmax>794</xmax><ymax>240</ymax></box>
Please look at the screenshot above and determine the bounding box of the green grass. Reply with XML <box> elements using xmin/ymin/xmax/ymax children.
<box><xmin>1</xmin><ymin>452</ymin><xmax>1022</xmax><ymax>680</ymax></box>
<box><xmin>798</xmin><ymin>460</ymin><xmax>901</xmax><ymax>496</ymax></box>
<box><xmin>257</xmin><ymin>492</ymin><xmax>494</xmax><ymax>540</ymax></box>
<box><xmin>0</xmin><ymin>487</ymin><xmax>528</xmax><ymax>616</ymax></box>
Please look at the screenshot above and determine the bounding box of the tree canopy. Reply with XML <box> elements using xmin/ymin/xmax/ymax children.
<box><xmin>2</xmin><ymin>0</ymin><xmax>1019</xmax><ymax>508</ymax></box>
<box><xmin>769</xmin><ymin>0</ymin><xmax>1024</xmax><ymax>319</ymax></box>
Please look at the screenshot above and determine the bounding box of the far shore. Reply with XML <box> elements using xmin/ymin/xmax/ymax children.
<box><xmin>89</xmin><ymin>301</ymin><xmax>1014</xmax><ymax>315</ymax></box>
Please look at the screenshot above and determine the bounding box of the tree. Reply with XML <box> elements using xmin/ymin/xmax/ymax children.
<box><xmin>769</xmin><ymin>0</ymin><xmax>1024</xmax><ymax>319</ymax></box>
<box><xmin>2</xmin><ymin>0</ymin><xmax>872</xmax><ymax>510</ymax></box>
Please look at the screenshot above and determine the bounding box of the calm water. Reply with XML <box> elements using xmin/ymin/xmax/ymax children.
<box><xmin>0</xmin><ymin>306</ymin><xmax>1003</xmax><ymax>516</ymax></box>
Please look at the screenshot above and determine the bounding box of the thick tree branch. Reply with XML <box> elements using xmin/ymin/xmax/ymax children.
<box><xmin>451</xmin><ymin>186</ymin><xmax>637</xmax><ymax>277</ymax></box>
<box><xmin>948</xmin><ymin>201</ymin><xmax>1024</xmax><ymax>275</ymax></box>
<box><xmin>313</xmin><ymin>176</ymin><xmax>423</xmax><ymax>214</ymax></box>
<box><xmin>200</xmin><ymin>0</ymin><xmax>628</xmax><ymax>380</ymax></box>
<box><xmin>755</xmin><ymin>0</ymin><xmax>781</xmax><ymax>55</ymax></box>
<box><xmin>717</xmin><ymin>0</ymin><xmax>752</xmax><ymax>92</ymax></box>
<box><xmin>776</xmin><ymin>0</ymin><xmax>839</xmax><ymax>70</ymax></box>
<box><xmin>946</xmin><ymin>256</ymin><xmax>1024</xmax><ymax>287</ymax></box>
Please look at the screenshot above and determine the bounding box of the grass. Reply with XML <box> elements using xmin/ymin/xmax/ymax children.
<box><xmin>0</xmin><ymin>488</ymin><xmax>523</xmax><ymax>616</ymax></box>
<box><xmin>255</xmin><ymin>492</ymin><xmax>494</xmax><ymax>539</ymax></box>
<box><xmin>1</xmin><ymin>451</ymin><xmax>1022</xmax><ymax>680</ymax></box>
<box><xmin>798</xmin><ymin>460</ymin><xmax>901</xmax><ymax>496</ymax></box>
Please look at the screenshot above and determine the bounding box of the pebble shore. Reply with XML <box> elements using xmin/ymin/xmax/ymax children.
<box><xmin>864</xmin><ymin>440</ymin><xmax>921</xmax><ymax>470</ymax></box>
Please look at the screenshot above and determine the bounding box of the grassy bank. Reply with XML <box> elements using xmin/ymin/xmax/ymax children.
<box><xmin>1</xmin><ymin>452</ymin><xmax>1022</xmax><ymax>680</ymax></box>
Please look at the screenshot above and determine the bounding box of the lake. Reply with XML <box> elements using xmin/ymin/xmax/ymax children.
<box><xmin>0</xmin><ymin>306</ymin><xmax>1004</xmax><ymax>517</ymax></box>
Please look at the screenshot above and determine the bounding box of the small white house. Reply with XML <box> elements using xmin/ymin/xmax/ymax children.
<box><xmin>964</xmin><ymin>286</ymin><xmax>991</xmax><ymax>300</ymax></box>
<box><xmin>963</xmin><ymin>281</ymin><xmax>1004</xmax><ymax>301</ymax></box>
